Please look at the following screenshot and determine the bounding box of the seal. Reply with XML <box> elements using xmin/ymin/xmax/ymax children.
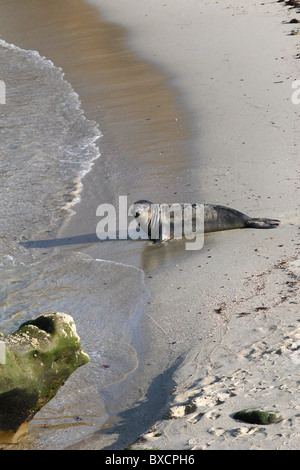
<box><xmin>131</xmin><ymin>200</ymin><xmax>280</xmax><ymax>243</ymax></box>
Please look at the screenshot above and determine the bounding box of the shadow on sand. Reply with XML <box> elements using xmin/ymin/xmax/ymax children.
<box><xmin>20</xmin><ymin>232</ymin><xmax>138</xmax><ymax>249</ymax></box>
<box><xmin>66</xmin><ymin>360</ymin><xmax>181</xmax><ymax>450</ymax></box>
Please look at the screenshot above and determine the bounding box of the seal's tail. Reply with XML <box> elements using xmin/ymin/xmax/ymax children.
<box><xmin>245</xmin><ymin>218</ymin><xmax>280</xmax><ymax>229</ymax></box>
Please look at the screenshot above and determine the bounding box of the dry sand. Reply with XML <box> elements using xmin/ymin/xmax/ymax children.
<box><xmin>131</xmin><ymin>257</ymin><xmax>300</xmax><ymax>450</ymax></box>
<box><xmin>85</xmin><ymin>0</ymin><xmax>300</xmax><ymax>450</ymax></box>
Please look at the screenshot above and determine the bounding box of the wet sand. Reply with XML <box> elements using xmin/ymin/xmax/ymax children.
<box><xmin>0</xmin><ymin>0</ymin><xmax>299</xmax><ymax>449</ymax></box>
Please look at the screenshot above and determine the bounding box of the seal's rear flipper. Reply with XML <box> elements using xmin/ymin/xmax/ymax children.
<box><xmin>245</xmin><ymin>218</ymin><xmax>280</xmax><ymax>229</ymax></box>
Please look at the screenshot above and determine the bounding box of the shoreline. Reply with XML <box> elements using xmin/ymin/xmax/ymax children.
<box><xmin>0</xmin><ymin>0</ymin><xmax>299</xmax><ymax>449</ymax></box>
<box><xmin>0</xmin><ymin>0</ymin><xmax>195</xmax><ymax>449</ymax></box>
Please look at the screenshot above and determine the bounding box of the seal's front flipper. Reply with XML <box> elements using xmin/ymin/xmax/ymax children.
<box><xmin>150</xmin><ymin>238</ymin><xmax>169</xmax><ymax>246</ymax></box>
<box><xmin>245</xmin><ymin>218</ymin><xmax>280</xmax><ymax>229</ymax></box>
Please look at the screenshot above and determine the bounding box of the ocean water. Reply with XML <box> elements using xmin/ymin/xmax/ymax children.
<box><xmin>0</xmin><ymin>39</ymin><xmax>101</xmax><ymax>269</ymax></box>
<box><xmin>0</xmin><ymin>39</ymin><xmax>148</xmax><ymax>448</ymax></box>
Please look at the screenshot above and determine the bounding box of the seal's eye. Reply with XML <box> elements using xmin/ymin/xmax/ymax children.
<box><xmin>135</xmin><ymin>211</ymin><xmax>140</xmax><ymax>218</ymax></box>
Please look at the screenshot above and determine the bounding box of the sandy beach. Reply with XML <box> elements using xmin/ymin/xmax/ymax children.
<box><xmin>0</xmin><ymin>0</ymin><xmax>299</xmax><ymax>450</ymax></box>
<box><xmin>84</xmin><ymin>0</ymin><xmax>300</xmax><ymax>450</ymax></box>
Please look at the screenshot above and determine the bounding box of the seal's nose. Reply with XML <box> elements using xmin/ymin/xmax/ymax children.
<box><xmin>129</xmin><ymin>206</ymin><xmax>137</xmax><ymax>217</ymax></box>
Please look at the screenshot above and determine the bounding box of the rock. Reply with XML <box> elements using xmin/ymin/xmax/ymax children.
<box><xmin>284</xmin><ymin>0</ymin><xmax>300</xmax><ymax>7</ymax></box>
<box><xmin>233</xmin><ymin>408</ymin><xmax>283</xmax><ymax>425</ymax></box>
<box><xmin>0</xmin><ymin>312</ymin><xmax>89</xmax><ymax>440</ymax></box>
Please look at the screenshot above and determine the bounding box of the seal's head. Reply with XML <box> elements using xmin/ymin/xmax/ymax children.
<box><xmin>130</xmin><ymin>200</ymin><xmax>155</xmax><ymax>240</ymax></box>
<box><xmin>131</xmin><ymin>200</ymin><xmax>153</xmax><ymax>222</ymax></box>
